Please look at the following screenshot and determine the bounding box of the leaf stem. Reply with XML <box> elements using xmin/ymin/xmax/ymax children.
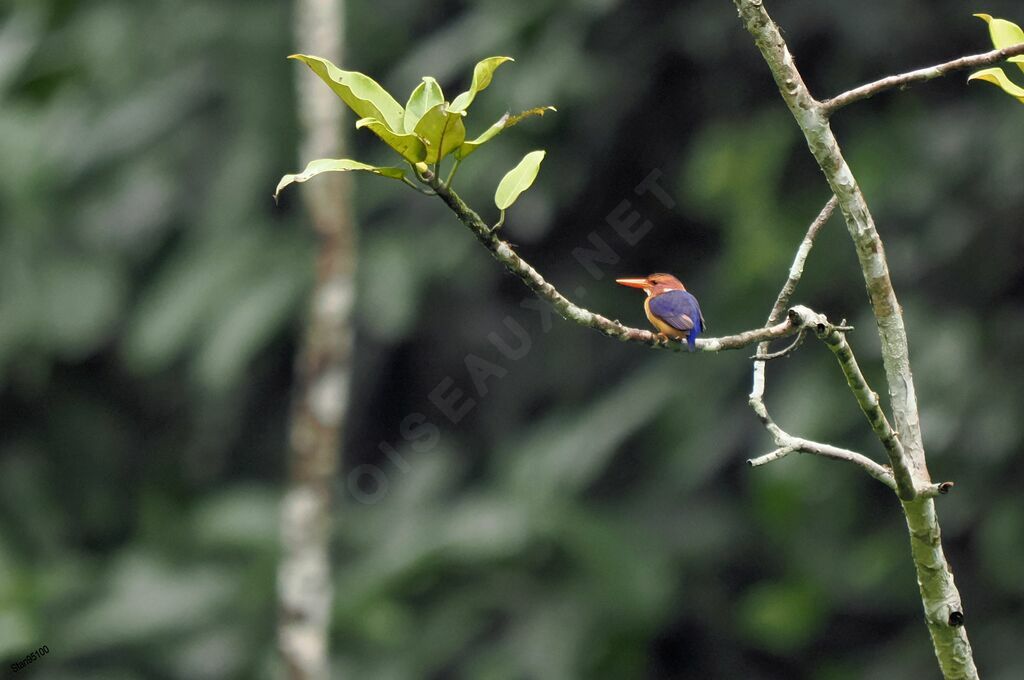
<box><xmin>445</xmin><ymin>158</ymin><xmax>462</xmax><ymax>188</ymax></box>
<box><xmin>401</xmin><ymin>175</ymin><xmax>435</xmax><ymax>195</ymax></box>
<box><xmin>491</xmin><ymin>209</ymin><xmax>506</xmax><ymax>232</ymax></box>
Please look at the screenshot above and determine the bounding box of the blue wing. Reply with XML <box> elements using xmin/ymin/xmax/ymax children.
<box><xmin>648</xmin><ymin>290</ymin><xmax>704</xmax><ymax>334</ymax></box>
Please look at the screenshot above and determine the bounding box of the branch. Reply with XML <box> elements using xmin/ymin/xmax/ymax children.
<box><xmin>751</xmin><ymin>328</ymin><xmax>805</xmax><ymax>361</ymax></box>
<box><xmin>749</xmin><ymin>302</ymin><xmax>909</xmax><ymax>491</ymax></box>
<box><xmin>424</xmin><ymin>172</ymin><xmax>799</xmax><ymax>353</ymax></box>
<box><xmin>427</xmin><ymin>179</ymin><xmax>937</xmax><ymax>497</ymax></box>
<box><xmin>813</xmin><ymin>321</ymin><xmax>952</xmax><ymax>500</ymax></box>
<box><xmin>750</xmin><ymin>348</ymin><xmax>949</xmax><ymax>500</ymax></box>
<box><xmin>429</xmin><ymin>172</ymin><xmax>940</xmax><ymax>496</ymax></box>
<box><xmin>733</xmin><ymin>2</ymin><xmax>975</xmax><ymax>675</ymax></box>
<box><xmin>757</xmin><ymin>235</ymin><xmax>918</xmax><ymax>497</ymax></box>
<box><xmin>749</xmin><ymin>349</ymin><xmax>897</xmax><ymax>490</ymax></box>
<box><xmin>747</xmin><ymin>397</ymin><xmax>898</xmax><ymax>491</ymax></box>
<box><xmin>427</xmin><ymin>173</ymin><xmax>913</xmax><ymax>494</ymax></box>
<box><xmin>750</xmin><ymin>199</ymin><xmax>826</xmax><ymax>404</ymax></box>
<box><xmin>824</xmin><ymin>42</ymin><xmax>1024</xmax><ymax>114</ymax></box>
<box><xmin>746</xmin><ymin>201</ymin><xmax>948</xmax><ymax>496</ymax></box>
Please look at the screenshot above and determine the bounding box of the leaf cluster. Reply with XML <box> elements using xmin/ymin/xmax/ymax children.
<box><xmin>276</xmin><ymin>55</ymin><xmax>555</xmax><ymax>217</ymax></box>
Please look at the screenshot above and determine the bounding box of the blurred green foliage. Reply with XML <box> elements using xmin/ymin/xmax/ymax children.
<box><xmin>1</xmin><ymin>0</ymin><xmax>1023</xmax><ymax>678</ymax></box>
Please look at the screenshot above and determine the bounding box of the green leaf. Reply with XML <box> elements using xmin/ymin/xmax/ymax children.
<box><xmin>413</xmin><ymin>104</ymin><xmax>466</xmax><ymax>164</ymax></box>
<box><xmin>494</xmin><ymin>150</ymin><xmax>546</xmax><ymax>210</ymax></box>
<box><xmin>975</xmin><ymin>14</ymin><xmax>1024</xmax><ymax>71</ymax></box>
<box><xmin>289</xmin><ymin>54</ymin><xmax>405</xmax><ymax>132</ymax></box>
<box><xmin>450</xmin><ymin>56</ymin><xmax>514</xmax><ymax>113</ymax></box>
<box><xmin>456</xmin><ymin>106</ymin><xmax>556</xmax><ymax>159</ymax></box>
<box><xmin>403</xmin><ymin>77</ymin><xmax>445</xmax><ymax>133</ymax></box>
<box><xmin>355</xmin><ymin>118</ymin><xmax>428</xmax><ymax>163</ymax></box>
<box><xmin>968</xmin><ymin>67</ymin><xmax>1024</xmax><ymax>103</ymax></box>
<box><xmin>275</xmin><ymin>158</ymin><xmax>407</xmax><ymax>200</ymax></box>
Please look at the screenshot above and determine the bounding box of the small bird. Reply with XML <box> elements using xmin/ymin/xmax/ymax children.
<box><xmin>616</xmin><ymin>273</ymin><xmax>707</xmax><ymax>351</ymax></box>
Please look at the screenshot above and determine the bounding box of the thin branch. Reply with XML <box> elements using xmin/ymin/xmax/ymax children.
<box><xmin>748</xmin><ymin>303</ymin><xmax>899</xmax><ymax>489</ymax></box>
<box><xmin>423</xmin><ymin>171</ymin><xmax>802</xmax><ymax>353</ymax></box>
<box><xmin>824</xmin><ymin>42</ymin><xmax>1024</xmax><ymax>115</ymax></box>
<box><xmin>747</xmin><ymin>376</ymin><xmax>898</xmax><ymax>490</ymax></box>
<box><xmin>748</xmin><ymin>323</ymin><xmax>949</xmax><ymax>498</ymax></box>
<box><xmin>748</xmin><ymin>445</ymin><xmax>796</xmax><ymax>466</ymax></box>
<box><xmin>768</xmin><ymin>196</ymin><xmax>837</xmax><ymax>324</ymax></box>
<box><xmin>752</xmin><ymin>197</ymin><xmax>835</xmax><ymax>403</ymax></box>
<box><xmin>751</xmin><ymin>328</ymin><xmax>805</xmax><ymax>361</ymax></box>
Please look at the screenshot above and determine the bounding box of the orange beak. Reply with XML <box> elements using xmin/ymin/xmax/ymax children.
<box><xmin>615</xmin><ymin>277</ymin><xmax>650</xmax><ymax>290</ymax></box>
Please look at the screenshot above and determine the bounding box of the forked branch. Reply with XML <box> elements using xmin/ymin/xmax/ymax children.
<box><xmin>747</xmin><ymin>198</ymin><xmax>895</xmax><ymax>489</ymax></box>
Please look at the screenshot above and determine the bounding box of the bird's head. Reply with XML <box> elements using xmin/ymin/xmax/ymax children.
<box><xmin>615</xmin><ymin>273</ymin><xmax>686</xmax><ymax>296</ymax></box>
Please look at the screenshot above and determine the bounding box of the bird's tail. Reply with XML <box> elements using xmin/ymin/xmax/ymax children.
<box><xmin>686</xmin><ymin>331</ymin><xmax>697</xmax><ymax>352</ymax></box>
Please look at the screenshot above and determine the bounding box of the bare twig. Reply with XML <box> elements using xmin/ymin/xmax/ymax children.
<box><xmin>768</xmin><ymin>196</ymin><xmax>837</xmax><ymax>324</ymax></box>
<box><xmin>824</xmin><ymin>42</ymin><xmax>1024</xmax><ymax>114</ymax></box>
<box><xmin>748</xmin><ymin>436</ymin><xmax>948</xmax><ymax>498</ymax></box>
<box><xmin>751</xmin><ymin>195</ymin><xmax>835</xmax><ymax>366</ymax></box>
<box><xmin>751</xmin><ymin>327</ymin><xmax>806</xmax><ymax>361</ymax></box>
<box><xmin>748</xmin><ymin>373</ymin><xmax>898</xmax><ymax>489</ymax></box>
<box><xmin>751</xmin><ymin>197</ymin><xmax>833</xmax><ymax>403</ymax></box>
<box><xmin>748</xmin><ymin>445</ymin><xmax>796</xmax><ymax>466</ymax></box>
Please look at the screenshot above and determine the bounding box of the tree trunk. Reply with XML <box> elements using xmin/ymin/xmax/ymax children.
<box><xmin>277</xmin><ymin>0</ymin><xmax>352</xmax><ymax>678</ymax></box>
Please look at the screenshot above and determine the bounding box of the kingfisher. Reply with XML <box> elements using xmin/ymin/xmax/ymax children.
<box><xmin>616</xmin><ymin>273</ymin><xmax>706</xmax><ymax>351</ymax></box>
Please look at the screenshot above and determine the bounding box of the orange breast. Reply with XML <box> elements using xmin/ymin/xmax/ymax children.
<box><xmin>643</xmin><ymin>296</ymin><xmax>686</xmax><ymax>339</ymax></box>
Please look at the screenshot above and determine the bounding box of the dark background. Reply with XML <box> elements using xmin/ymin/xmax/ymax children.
<box><xmin>1</xmin><ymin>0</ymin><xmax>1023</xmax><ymax>677</ymax></box>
